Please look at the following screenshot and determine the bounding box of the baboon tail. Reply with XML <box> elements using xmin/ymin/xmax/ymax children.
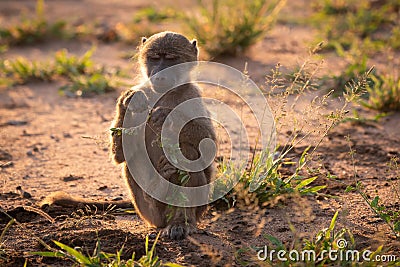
<box><xmin>40</xmin><ymin>191</ymin><xmax>133</xmax><ymax>210</ymax></box>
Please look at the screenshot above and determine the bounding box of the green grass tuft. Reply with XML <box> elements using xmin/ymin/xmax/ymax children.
<box><xmin>32</xmin><ymin>233</ymin><xmax>184</xmax><ymax>266</ymax></box>
<box><xmin>311</xmin><ymin>0</ymin><xmax>400</xmax><ymax>54</ymax></box>
<box><xmin>361</xmin><ymin>73</ymin><xmax>400</xmax><ymax>112</ymax></box>
<box><xmin>0</xmin><ymin>47</ymin><xmax>125</xmax><ymax>96</ymax></box>
<box><xmin>0</xmin><ymin>0</ymin><xmax>69</xmax><ymax>46</ymax></box>
<box><xmin>181</xmin><ymin>0</ymin><xmax>287</xmax><ymax>57</ymax></box>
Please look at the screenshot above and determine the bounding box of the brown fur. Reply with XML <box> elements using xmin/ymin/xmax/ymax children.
<box><xmin>42</xmin><ymin>32</ymin><xmax>216</xmax><ymax>240</ymax></box>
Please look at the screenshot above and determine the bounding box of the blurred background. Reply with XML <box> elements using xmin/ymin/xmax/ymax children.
<box><xmin>0</xmin><ymin>0</ymin><xmax>398</xmax><ymax>108</ymax></box>
<box><xmin>0</xmin><ymin>1</ymin><xmax>399</xmax><ymax>266</ymax></box>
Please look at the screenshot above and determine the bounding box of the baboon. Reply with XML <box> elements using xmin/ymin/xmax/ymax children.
<box><xmin>42</xmin><ymin>31</ymin><xmax>216</xmax><ymax>240</ymax></box>
<box><xmin>112</xmin><ymin>31</ymin><xmax>216</xmax><ymax>239</ymax></box>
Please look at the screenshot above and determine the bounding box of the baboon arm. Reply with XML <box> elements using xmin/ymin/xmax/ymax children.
<box><xmin>110</xmin><ymin>89</ymin><xmax>139</xmax><ymax>164</ymax></box>
<box><xmin>110</xmin><ymin>88</ymin><xmax>150</xmax><ymax>164</ymax></box>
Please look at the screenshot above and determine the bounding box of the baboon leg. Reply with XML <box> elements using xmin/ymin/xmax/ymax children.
<box><xmin>123</xmin><ymin>164</ymin><xmax>167</xmax><ymax>228</ymax></box>
<box><xmin>164</xmin><ymin>171</ymin><xmax>208</xmax><ymax>240</ymax></box>
<box><xmin>162</xmin><ymin>144</ymin><xmax>209</xmax><ymax>239</ymax></box>
<box><xmin>195</xmin><ymin>164</ymin><xmax>214</xmax><ymax>219</ymax></box>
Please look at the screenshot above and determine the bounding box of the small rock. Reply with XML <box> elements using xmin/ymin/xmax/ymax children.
<box><xmin>0</xmin><ymin>150</ymin><xmax>12</xmax><ymax>161</ymax></box>
<box><xmin>98</xmin><ymin>185</ymin><xmax>108</xmax><ymax>191</ymax></box>
<box><xmin>62</xmin><ymin>174</ymin><xmax>83</xmax><ymax>182</ymax></box>
<box><xmin>277</xmin><ymin>227</ymin><xmax>289</xmax><ymax>232</ymax></box>
<box><xmin>16</xmin><ymin>186</ymin><xmax>32</xmax><ymax>199</ymax></box>
<box><xmin>6</xmin><ymin>120</ymin><xmax>28</xmax><ymax>126</ymax></box>
<box><xmin>50</xmin><ymin>135</ymin><xmax>60</xmax><ymax>142</ymax></box>
<box><xmin>22</xmin><ymin>191</ymin><xmax>32</xmax><ymax>199</ymax></box>
<box><xmin>26</xmin><ymin>150</ymin><xmax>34</xmax><ymax>156</ymax></box>
<box><xmin>0</xmin><ymin>161</ymin><xmax>14</xmax><ymax>168</ymax></box>
<box><xmin>215</xmin><ymin>156</ymin><xmax>224</xmax><ymax>162</ymax></box>
<box><xmin>148</xmin><ymin>233</ymin><xmax>157</xmax><ymax>240</ymax></box>
<box><xmin>63</xmin><ymin>133</ymin><xmax>72</xmax><ymax>138</ymax></box>
<box><xmin>230</xmin><ymin>225</ymin><xmax>240</xmax><ymax>231</ymax></box>
<box><xmin>113</xmin><ymin>197</ymin><xmax>123</xmax><ymax>201</ymax></box>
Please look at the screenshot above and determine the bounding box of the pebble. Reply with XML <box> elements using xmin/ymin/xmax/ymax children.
<box><xmin>6</xmin><ymin>120</ymin><xmax>28</xmax><ymax>126</ymax></box>
<box><xmin>62</xmin><ymin>174</ymin><xmax>83</xmax><ymax>182</ymax></box>
<box><xmin>50</xmin><ymin>134</ymin><xmax>60</xmax><ymax>142</ymax></box>
<box><xmin>149</xmin><ymin>233</ymin><xmax>157</xmax><ymax>240</ymax></box>
<box><xmin>0</xmin><ymin>161</ymin><xmax>14</xmax><ymax>168</ymax></box>
<box><xmin>16</xmin><ymin>186</ymin><xmax>32</xmax><ymax>199</ymax></box>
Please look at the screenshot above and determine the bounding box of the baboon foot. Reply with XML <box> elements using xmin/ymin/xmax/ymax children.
<box><xmin>162</xmin><ymin>223</ymin><xmax>196</xmax><ymax>240</ymax></box>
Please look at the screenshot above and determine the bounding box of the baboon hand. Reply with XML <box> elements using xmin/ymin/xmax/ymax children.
<box><xmin>157</xmin><ymin>155</ymin><xmax>177</xmax><ymax>178</ymax></box>
<box><xmin>122</xmin><ymin>90</ymin><xmax>149</xmax><ymax>113</ymax></box>
<box><xmin>148</xmin><ymin>106</ymin><xmax>173</xmax><ymax>130</ymax></box>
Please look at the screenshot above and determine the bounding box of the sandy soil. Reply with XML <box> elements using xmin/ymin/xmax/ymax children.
<box><xmin>1</xmin><ymin>1</ymin><xmax>399</xmax><ymax>266</ymax></box>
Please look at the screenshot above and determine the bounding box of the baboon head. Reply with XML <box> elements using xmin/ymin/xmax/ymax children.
<box><xmin>138</xmin><ymin>31</ymin><xmax>198</xmax><ymax>91</ymax></box>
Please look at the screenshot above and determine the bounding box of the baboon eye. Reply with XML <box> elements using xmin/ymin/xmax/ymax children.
<box><xmin>148</xmin><ymin>54</ymin><xmax>160</xmax><ymax>60</ymax></box>
<box><xmin>165</xmin><ymin>54</ymin><xmax>176</xmax><ymax>60</ymax></box>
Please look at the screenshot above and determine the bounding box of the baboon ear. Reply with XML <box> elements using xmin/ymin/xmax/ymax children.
<box><xmin>191</xmin><ymin>39</ymin><xmax>198</xmax><ymax>56</ymax></box>
<box><xmin>141</xmin><ymin>37</ymin><xmax>147</xmax><ymax>44</ymax></box>
<box><xmin>191</xmin><ymin>39</ymin><xmax>197</xmax><ymax>48</ymax></box>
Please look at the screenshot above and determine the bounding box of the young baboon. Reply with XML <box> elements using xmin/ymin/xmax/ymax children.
<box><xmin>112</xmin><ymin>31</ymin><xmax>216</xmax><ymax>240</ymax></box>
<box><xmin>43</xmin><ymin>32</ymin><xmax>216</xmax><ymax>240</ymax></box>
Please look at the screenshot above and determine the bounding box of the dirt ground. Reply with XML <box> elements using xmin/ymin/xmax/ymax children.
<box><xmin>1</xmin><ymin>1</ymin><xmax>399</xmax><ymax>266</ymax></box>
